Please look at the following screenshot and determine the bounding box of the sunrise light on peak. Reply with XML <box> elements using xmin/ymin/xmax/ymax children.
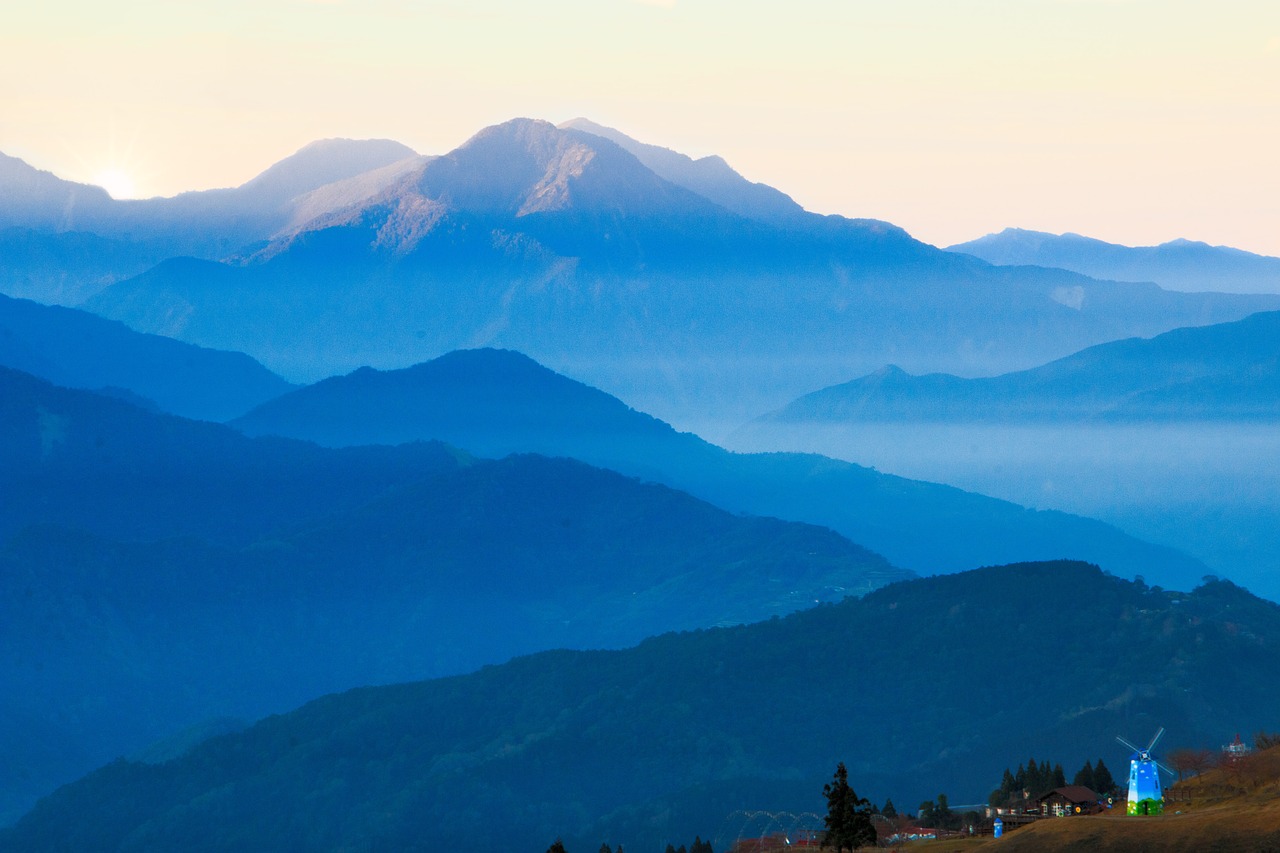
<box><xmin>92</xmin><ymin>168</ymin><xmax>138</xmax><ymax>200</ymax></box>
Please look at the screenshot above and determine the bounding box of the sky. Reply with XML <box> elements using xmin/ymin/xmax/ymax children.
<box><xmin>3</xmin><ymin>0</ymin><xmax>1279</xmax><ymax>254</ymax></box>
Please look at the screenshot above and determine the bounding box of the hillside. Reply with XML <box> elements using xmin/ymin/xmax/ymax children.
<box><xmin>81</xmin><ymin>118</ymin><xmax>1280</xmax><ymax>426</ymax></box>
<box><xmin>0</xmin><ymin>366</ymin><xmax>458</xmax><ymax>545</ymax></box>
<box><xmin>0</xmin><ymin>293</ymin><xmax>294</xmax><ymax>421</ymax></box>
<box><xmin>5</xmin><ymin>563</ymin><xmax>1278</xmax><ymax>852</ymax></box>
<box><xmin>749</xmin><ymin>310</ymin><xmax>1280</xmax><ymax>424</ymax></box>
<box><xmin>0</xmin><ymin>226</ymin><xmax>162</xmax><ymax>305</ymax></box>
<box><xmin>231</xmin><ymin>347</ymin><xmax>1212</xmax><ymax>591</ymax></box>
<box><xmin>0</xmin><ymin>367</ymin><xmax>905</xmax><ymax>822</ymax></box>
<box><xmin>949</xmin><ymin>228</ymin><xmax>1280</xmax><ymax>295</ymax></box>
<box><xmin>953</xmin><ymin>744</ymin><xmax>1280</xmax><ymax>853</ymax></box>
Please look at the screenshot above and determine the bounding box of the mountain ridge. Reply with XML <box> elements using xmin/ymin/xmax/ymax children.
<box><xmin>0</xmin><ymin>292</ymin><xmax>294</xmax><ymax>421</ymax></box>
<box><xmin>0</xmin><ymin>365</ymin><xmax>912</xmax><ymax>821</ymax></box>
<box><xmin>559</xmin><ymin>117</ymin><xmax>806</xmax><ymax>224</ymax></box>
<box><xmin>0</xmin><ymin>139</ymin><xmax>422</xmax><ymax>302</ymax></box>
<box><xmin>949</xmin><ymin>227</ymin><xmax>1280</xmax><ymax>294</ymax></box>
<box><xmin>6</xmin><ymin>561</ymin><xmax>1277</xmax><ymax>852</ymax></box>
<box><xmin>231</xmin><ymin>346</ymin><xmax>1213</xmax><ymax>591</ymax></box>
<box><xmin>749</xmin><ymin>309</ymin><xmax>1280</xmax><ymax>424</ymax></box>
<box><xmin>80</xmin><ymin>120</ymin><xmax>1280</xmax><ymax>424</ymax></box>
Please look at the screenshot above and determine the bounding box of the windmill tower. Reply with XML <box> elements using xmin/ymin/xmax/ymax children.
<box><xmin>1117</xmin><ymin>727</ymin><xmax>1170</xmax><ymax>815</ymax></box>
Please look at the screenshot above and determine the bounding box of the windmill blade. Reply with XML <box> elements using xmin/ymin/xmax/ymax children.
<box><xmin>1116</xmin><ymin>736</ymin><xmax>1141</xmax><ymax>753</ymax></box>
<box><xmin>1147</xmin><ymin>727</ymin><xmax>1166</xmax><ymax>753</ymax></box>
<box><xmin>1154</xmin><ymin>760</ymin><xmax>1174</xmax><ymax>777</ymax></box>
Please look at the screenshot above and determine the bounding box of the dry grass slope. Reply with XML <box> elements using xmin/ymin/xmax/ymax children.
<box><xmin>915</xmin><ymin>744</ymin><xmax>1280</xmax><ymax>853</ymax></box>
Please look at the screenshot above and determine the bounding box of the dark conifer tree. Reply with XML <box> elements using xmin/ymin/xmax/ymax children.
<box><xmin>936</xmin><ymin>794</ymin><xmax>954</xmax><ymax>830</ymax></box>
<box><xmin>1093</xmin><ymin>759</ymin><xmax>1116</xmax><ymax>795</ymax></box>
<box><xmin>1052</xmin><ymin>763</ymin><xmax>1065</xmax><ymax>789</ymax></box>
<box><xmin>548</xmin><ymin>840</ymin><xmax>568</xmax><ymax>853</ymax></box>
<box><xmin>821</xmin><ymin>762</ymin><xmax>877</xmax><ymax>851</ymax></box>
<box><xmin>1073</xmin><ymin>760</ymin><xmax>1095</xmax><ymax>791</ymax></box>
<box><xmin>882</xmin><ymin>799</ymin><xmax>897</xmax><ymax>819</ymax></box>
<box><xmin>600</xmin><ymin>844</ymin><xmax>612</xmax><ymax>853</ymax></box>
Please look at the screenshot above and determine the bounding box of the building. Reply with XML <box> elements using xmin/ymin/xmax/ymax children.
<box><xmin>1034</xmin><ymin>786</ymin><xmax>1104</xmax><ymax>817</ymax></box>
<box><xmin>1222</xmin><ymin>733</ymin><xmax>1252</xmax><ymax>763</ymax></box>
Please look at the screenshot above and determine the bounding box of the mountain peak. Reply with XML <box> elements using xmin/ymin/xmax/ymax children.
<box><xmin>408</xmin><ymin>117</ymin><xmax>725</xmax><ymax>221</ymax></box>
<box><xmin>237</xmin><ymin>138</ymin><xmax>419</xmax><ymax>202</ymax></box>
<box><xmin>560</xmin><ymin>117</ymin><xmax>805</xmax><ymax>223</ymax></box>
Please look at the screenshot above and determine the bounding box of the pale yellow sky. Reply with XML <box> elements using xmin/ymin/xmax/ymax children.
<box><xmin>3</xmin><ymin>0</ymin><xmax>1278</xmax><ymax>254</ymax></box>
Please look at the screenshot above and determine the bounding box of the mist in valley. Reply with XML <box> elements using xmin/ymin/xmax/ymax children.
<box><xmin>729</xmin><ymin>419</ymin><xmax>1280</xmax><ymax>599</ymax></box>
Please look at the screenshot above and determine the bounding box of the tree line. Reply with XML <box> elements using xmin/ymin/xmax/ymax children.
<box><xmin>989</xmin><ymin>757</ymin><xmax>1117</xmax><ymax>807</ymax></box>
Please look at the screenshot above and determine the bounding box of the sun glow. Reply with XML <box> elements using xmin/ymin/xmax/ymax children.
<box><xmin>93</xmin><ymin>168</ymin><xmax>137</xmax><ymax>199</ymax></box>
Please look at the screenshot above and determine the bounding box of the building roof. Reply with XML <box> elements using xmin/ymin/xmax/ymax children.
<box><xmin>1035</xmin><ymin>786</ymin><xmax>1100</xmax><ymax>805</ymax></box>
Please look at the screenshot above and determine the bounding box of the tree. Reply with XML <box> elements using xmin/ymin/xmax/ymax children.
<box><xmin>548</xmin><ymin>840</ymin><xmax>567</xmax><ymax>853</ymax></box>
<box><xmin>1073</xmin><ymin>760</ymin><xmax>1095</xmax><ymax>790</ymax></box>
<box><xmin>1168</xmin><ymin>749</ymin><xmax>1197</xmax><ymax>782</ymax></box>
<box><xmin>1093</xmin><ymin>759</ymin><xmax>1116</xmax><ymax>795</ymax></box>
<box><xmin>935</xmin><ymin>794</ymin><xmax>955</xmax><ymax>830</ymax></box>
<box><xmin>1051</xmin><ymin>763</ymin><xmax>1066</xmax><ymax>789</ymax></box>
<box><xmin>882</xmin><ymin>798</ymin><xmax>897</xmax><ymax>819</ymax></box>
<box><xmin>821</xmin><ymin>762</ymin><xmax>877</xmax><ymax>851</ymax></box>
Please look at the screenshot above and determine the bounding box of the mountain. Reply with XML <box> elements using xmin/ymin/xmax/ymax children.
<box><xmin>0</xmin><ymin>292</ymin><xmax>294</xmax><ymax>421</ymax></box>
<box><xmin>230</xmin><ymin>347</ymin><xmax>1212</xmax><ymax>591</ymax></box>
<box><xmin>7</xmin><ymin>562</ymin><xmax>1278</xmax><ymax>852</ymax></box>
<box><xmin>82</xmin><ymin>118</ymin><xmax>1280</xmax><ymax>427</ymax></box>
<box><xmin>748</xmin><ymin>310</ymin><xmax>1280</xmax><ymax>424</ymax></box>
<box><xmin>0</xmin><ymin>140</ymin><xmax>420</xmax><ymax>303</ymax></box>
<box><xmin>0</xmin><ymin>366</ymin><xmax>905</xmax><ymax>822</ymax></box>
<box><xmin>0</xmin><ymin>366</ymin><xmax>460</xmax><ymax>546</ymax></box>
<box><xmin>948</xmin><ymin>228</ymin><xmax>1280</xmax><ymax>294</ymax></box>
<box><xmin>0</xmin><ymin>227</ymin><xmax>163</xmax><ymax>305</ymax></box>
<box><xmin>732</xmin><ymin>310</ymin><xmax>1280</xmax><ymax>602</ymax></box>
<box><xmin>0</xmin><ymin>152</ymin><xmax>114</xmax><ymax>231</ymax></box>
<box><xmin>560</xmin><ymin>117</ymin><xmax>806</xmax><ymax>224</ymax></box>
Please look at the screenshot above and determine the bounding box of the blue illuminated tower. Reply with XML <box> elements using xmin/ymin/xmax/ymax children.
<box><xmin>1117</xmin><ymin>728</ymin><xmax>1169</xmax><ymax>815</ymax></box>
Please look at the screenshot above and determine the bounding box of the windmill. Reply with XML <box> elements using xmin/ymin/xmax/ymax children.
<box><xmin>1116</xmin><ymin>727</ymin><xmax>1171</xmax><ymax>815</ymax></box>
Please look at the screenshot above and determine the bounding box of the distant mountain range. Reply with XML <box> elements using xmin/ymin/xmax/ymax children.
<box><xmin>0</xmin><ymin>366</ymin><xmax>904</xmax><ymax>823</ymax></box>
<box><xmin>33</xmin><ymin>118</ymin><xmax>1268</xmax><ymax>427</ymax></box>
<box><xmin>949</xmin><ymin>228</ymin><xmax>1280</xmax><ymax>295</ymax></box>
<box><xmin>7</xmin><ymin>562</ymin><xmax>1277</xmax><ymax>852</ymax></box>
<box><xmin>230</xmin><ymin>347</ymin><xmax>1210</xmax><ymax>590</ymax></box>
<box><xmin>0</xmin><ymin>140</ymin><xmax>423</xmax><ymax>303</ymax></box>
<box><xmin>0</xmin><ymin>293</ymin><xmax>293</xmax><ymax>421</ymax></box>
<box><xmin>747</xmin><ymin>310</ymin><xmax>1280</xmax><ymax>424</ymax></box>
